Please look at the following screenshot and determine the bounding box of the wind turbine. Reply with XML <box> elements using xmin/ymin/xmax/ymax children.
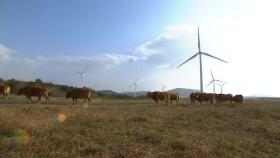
<box><xmin>130</xmin><ymin>78</ymin><xmax>138</xmax><ymax>97</ymax></box>
<box><xmin>177</xmin><ymin>27</ymin><xmax>228</xmax><ymax>93</ymax></box>
<box><xmin>216</xmin><ymin>82</ymin><xmax>225</xmax><ymax>94</ymax></box>
<box><xmin>128</xmin><ymin>84</ymin><xmax>133</xmax><ymax>97</ymax></box>
<box><xmin>205</xmin><ymin>70</ymin><xmax>224</xmax><ymax>94</ymax></box>
<box><xmin>76</xmin><ymin>65</ymin><xmax>88</xmax><ymax>88</ymax></box>
<box><xmin>161</xmin><ymin>83</ymin><xmax>167</xmax><ymax>92</ymax></box>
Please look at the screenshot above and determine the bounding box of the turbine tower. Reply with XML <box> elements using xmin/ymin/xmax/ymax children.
<box><xmin>206</xmin><ymin>70</ymin><xmax>224</xmax><ymax>94</ymax></box>
<box><xmin>129</xmin><ymin>78</ymin><xmax>138</xmax><ymax>97</ymax></box>
<box><xmin>177</xmin><ymin>27</ymin><xmax>228</xmax><ymax>93</ymax></box>
<box><xmin>128</xmin><ymin>84</ymin><xmax>132</xmax><ymax>97</ymax></box>
<box><xmin>76</xmin><ymin>66</ymin><xmax>88</xmax><ymax>88</ymax></box>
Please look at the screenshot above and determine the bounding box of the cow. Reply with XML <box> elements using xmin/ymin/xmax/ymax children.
<box><xmin>190</xmin><ymin>92</ymin><xmax>199</xmax><ymax>104</ymax></box>
<box><xmin>17</xmin><ymin>86</ymin><xmax>49</xmax><ymax>103</ymax></box>
<box><xmin>146</xmin><ymin>91</ymin><xmax>170</xmax><ymax>104</ymax></box>
<box><xmin>233</xmin><ymin>95</ymin><xmax>243</xmax><ymax>103</ymax></box>
<box><xmin>66</xmin><ymin>87</ymin><xmax>95</xmax><ymax>104</ymax></box>
<box><xmin>169</xmin><ymin>93</ymin><xmax>180</xmax><ymax>104</ymax></box>
<box><xmin>197</xmin><ymin>93</ymin><xmax>214</xmax><ymax>104</ymax></box>
<box><xmin>216</xmin><ymin>94</ymin><xmax>233</xmax><ymax>104</ymax></box>
<box><xmin>0</xmin><ymin>85</ymin><xmax>10</xmax><ymax>99</ymax></box>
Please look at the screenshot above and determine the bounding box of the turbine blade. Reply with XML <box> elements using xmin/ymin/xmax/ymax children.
<box><xmin>76</xmin><ymin>72</ymin><xmax>82</xmax><ymax>75</ymax></box>
<box><xmin>83</xmin><ymin>66</ymin><xmax>88</xmax><ymax>73</ymax></box>
<box><xmin>201</xmin><ymin>52</ymin><xmax>228</xmax><ymax>63</ymax></box>
<box><xmin>215</xmin><ymin>79</ymin><xmax>224</xmax><ymax>83</ymax></box>
<box><xmin>198</xmin><ymin>27</ymin><xmax>201</xmax><ymax>52</ymax></box>
<box><xmin>206</xmin><ymin>80</ymin><xmax>213</xmax><ymax>88</ymax></box>
<box><xmin>210</xmin><ymin>70</ymin><xmax>214</xmax><ymax>80</ymax></box>
<box><xmin>177</xmin><ymin>53</ymin><xmax>199</xmax><ymax>68</ymax></box>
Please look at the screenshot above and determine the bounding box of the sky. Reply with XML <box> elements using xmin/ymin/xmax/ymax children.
<box><xmin>0</xmin><ymin>0</ymin><xmax>280</xmax><ymax>97</ymax></box>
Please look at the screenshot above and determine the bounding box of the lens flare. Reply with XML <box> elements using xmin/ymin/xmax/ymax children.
<box><xmin>14</xmin><ymin>129</ymin><xmax>31</xmax><ymax>145</ymax></box>
<box><xmin>57</xmin><ymin>113</ymin><xmax>67</xmax><ymax>123</ymax></box>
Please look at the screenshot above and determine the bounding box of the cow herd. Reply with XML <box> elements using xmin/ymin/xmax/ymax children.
<box><xmin>1</xmin><ymin>84</ymin><xmax>244</xmax><ymax>105</ymax></box>
<box><xmin>0</xmin><ymin>85</ymin><xmax>96</xmax><ymax>104</ymax></box>
<box><xmin>190</xmin><ymin>92</ymin><xmax>243</xmax><ymax>104</ymax></box>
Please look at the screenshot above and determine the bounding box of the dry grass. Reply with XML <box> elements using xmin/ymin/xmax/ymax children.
<box><xmin>0</xmin><ymin>98</ymin><xmax>280</xmax><ymax>158</ymax></box>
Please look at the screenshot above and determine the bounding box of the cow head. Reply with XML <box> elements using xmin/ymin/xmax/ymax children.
<box><xmin>66</xmin><ymin>92</ymin><xmax>70</xmax><ymax>99</ymax></box>
<box><xmin>146</xmin><ymin>92</ymin><xmax>152</xmax><ymax>97</ymax></box>
<box><xmin>17</xmin><ymin>87</ymin><xmax>26</xmax><ymax>95</ymax></box>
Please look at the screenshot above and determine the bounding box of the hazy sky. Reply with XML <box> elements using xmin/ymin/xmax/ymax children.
<box><xmin>0</xmin><ymin>0</ymin><xmax>279</xmax><ymax>97</ymax></box>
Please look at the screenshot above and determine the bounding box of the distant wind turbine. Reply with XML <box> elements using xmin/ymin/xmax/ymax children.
<box><xmin>128</xmin><ymin>84</ymin><xmax>132</xmax><ymax>97</ymax></box>
<box><xmin>76</xmin><ymin>65</ymin><xmax>88</xmax><ymax>87</ymax></box>
<box><xmin>161</xmin><ymin>83</ymin><xmax>167</xmax><ymax>92</ymax></box>
<box><xmin>216</xmin><ymin>82</ymin><xmax>225</xmax><ymax>94</ymax></box>
<box><xmin>177</xmin><ymin>27</ymin><xmax>228</xmax><ymax>93</ymax></box>
<box><xmin>129</xmin><ymin>78</ymin><xmax>138</xmax><ymax>97</ymax></box>
<box><xmin>206</xmin><ymin>70</ymin><xmax>224</xmax><ymax>94</ymax></box>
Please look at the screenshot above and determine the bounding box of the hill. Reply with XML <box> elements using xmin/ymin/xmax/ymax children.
<box><xmin>167</xmin><ymin>88</ymin><xmax>200</xmax><ymax>98</ymax></box>
<box><xmin>116</xmin><ymin>88</ymin><xmax>199</xmax><ymax>98</ymax></box>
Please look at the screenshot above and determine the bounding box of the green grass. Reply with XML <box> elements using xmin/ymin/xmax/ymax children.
<box><xmin>0</xmin><ymin>98</ymin><xmax>280</xmax><ymax>158</ymax></box>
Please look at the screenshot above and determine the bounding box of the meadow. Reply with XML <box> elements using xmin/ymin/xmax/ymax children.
<box><xmin>0</xmin><ymin>97</ymin><xmax>280</xmax><ymax>158</ymax></box>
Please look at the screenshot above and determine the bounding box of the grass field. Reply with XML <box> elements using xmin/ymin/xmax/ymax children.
<box><xmin>0</xmin><ymin>97</ymin><xmax>280</xmax><ymax>158</ymax></box>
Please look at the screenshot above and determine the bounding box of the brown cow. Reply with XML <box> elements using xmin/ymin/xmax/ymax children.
<box><xmin>190</xmin><ymin>92</ymin><xmax>199</xmax><ymax>104</ymax></box>
<box><xmin>17</xmin><ymin>86</ymin><xmax>49</xmax><ymax>103</ymax></box>
<box><xmin>197</xmin><ymin>93</ymin><xmax>214</xmax><ymax>104</ymax></box>
<box><xmin>66</xmin><ymin>87</ymin><xmax>95</xmax><ymax>104</ymax></box>
<box><xmin>216</xmin><ymin>94</ymin><xmax>233</xmax><ymax>104</ymax></box>
<box><xmin>0</xmin><ymin>85</ymin><xmax>10</xmax><ymax>99</ymax></box>
<box><xmin>233</xmin><ymin>95</ymin><xmax>243</xmax><ymax>103</ymax></box>
<box><xmin>147</xmin><ymin>91</ymin><xmax>170</xmax><ymax>104</ymax></box>
<box><xmin>170</xmin><ymin>93</ymin><xmax>180</xmax><ymax>104</ymax></box>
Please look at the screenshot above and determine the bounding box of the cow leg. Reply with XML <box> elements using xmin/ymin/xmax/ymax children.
<box><xmin>83</xmin><ymin>98</ymin><xmax>86</xmax><ymax>105</ymax></box>
<box><xmin>29</xmin><ymin>96</ymin><xmax>35</xmax><ymax>103</ymax></box>
<box><xmin>45</xmin><ymin>95</ymin><xmax>49</xmax><ymax>103</ymax></box>
<box><xmin>25</xmin><ymin>95</ymin><xmax>30</xmax><ymax>103</ymax></box>
<box><xmin>34</xmin><ymin>96</ymin><xmax>41</xmax><ymax>103</ymax></box>
<box><xmin>72</xmin><ymin>98</ymin><xmax>75</xmax><ymax>104</ymax></box>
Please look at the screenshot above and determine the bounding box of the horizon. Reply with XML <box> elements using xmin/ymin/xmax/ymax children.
<box><xmin>2</xmin><ymin>77</ymin><xmax>279</xmax><ymax>98</ymax></box>
<box><xmin>1</xmin><ymin>0</ymin><xmax>280</xmax><ymax>97</ymax></box>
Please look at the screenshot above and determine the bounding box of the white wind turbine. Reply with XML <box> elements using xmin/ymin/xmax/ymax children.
<box><xmin>206</xmin><ymin>70</ymin><xmax>224</xmax><ymax>94</ymax></box>
<box><xmin>76</xmin><ymin>66</ymin><xmax>88</xmax><ymax>88</ymax></box>
<box><xmin>161</xmin><ymin>83</ymin><xmax>167</xmax><ymax>92</ymax></box>
<box><xmin>177</xmin><ymin>27</ymin><xmax>228</xmax><ymax>93</ymax></box>
<box><xmin>216</xmin><ymin>82</ymin><xmax>225</xmax><ymax>94</ymax></box>
<box><xmin>129</xmin><ymin>78</ymin><xmax>138</xmax><ymax>97</ymax></box>
<box><xmin>128</xmin><ymin>84</ymin><xmax>133</xmax><ymax>97</ymax></box>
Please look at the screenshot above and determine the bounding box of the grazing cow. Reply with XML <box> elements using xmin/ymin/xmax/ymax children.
<box><xmin>17</xmin><ymin>86</ymin><xmax>49</xmax><ymax>103</ymax></box>
<box><xmin>146</xmin><ymin>91</ymin><xmax>170</xmax><ymax>104</ymax></box>
<box><xmin>0</xmin><ymin>85</ymin><xmax>10</xmax><ymax>99</ymax></box>
<box><xmin>190</xmin><ymin>92</ymin><xmax>199</xmax><ymax>104</ymax></box>
<box><xmin>66</xmin><ymin>87</ymin><xmax>95</xmax><ymax>104</ymax></box>
<box><xmin>215</xmin><ymin>93</ymin><xmax>233</xmax><ymax>104</ymax></box>
<box><xmin>170</xmin><ymin>93</ymin><xmax>180</xmax><ymax>104</ymax></box>
<box><xmin>233</xmin><ymin>95</ymin><xmax>243</xmax><ymax>103</ymax></box>
<box><xmin>197</xmin><ymin>93</ymin><xmax>214</xmax><ymax>104</ymax></box>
